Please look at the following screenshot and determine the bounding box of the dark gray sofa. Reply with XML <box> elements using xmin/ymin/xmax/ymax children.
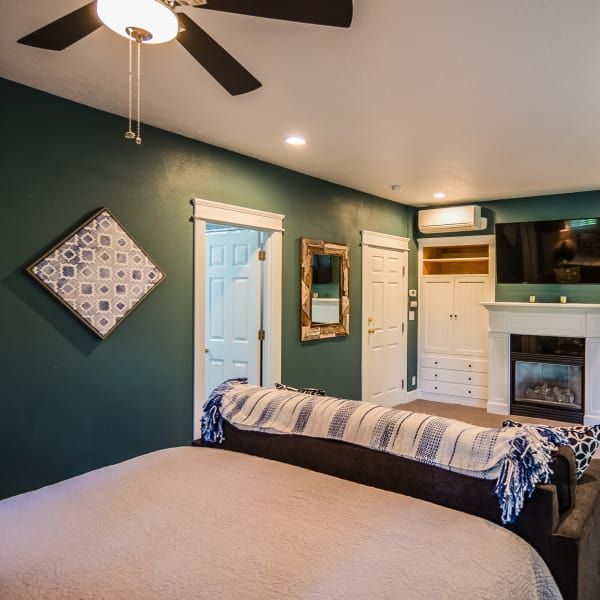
<box><xmin>195</xmin><ymin>420</ymin><xmax>600</xmax><ymax>600</ymax></box>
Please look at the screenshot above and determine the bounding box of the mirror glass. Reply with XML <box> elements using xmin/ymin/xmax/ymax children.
<box><xmin>311</xmin><ymin>254</ymin><xmax>341</xmax><ymax>325</ymax></box>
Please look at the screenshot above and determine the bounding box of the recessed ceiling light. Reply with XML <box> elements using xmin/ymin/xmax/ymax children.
<box><xmin>286</xmin><ymin>136</ymin><xmax>306</xmax><ymax>146</ymax></box>
<box><xmin>433</xmin><ymin>192</ymin><xmax>446</xmax><ymax>200</ymax></box>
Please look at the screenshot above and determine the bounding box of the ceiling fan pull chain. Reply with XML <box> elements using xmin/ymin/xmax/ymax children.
<box><xmin>125</xmin><ymin>36</ymin><xmax>135</xmax><ymax>141</ymax></box>
<box><xmin>135</xmin><ymin>39</ymin><xmax>142</xmax><ymax>145</ymax></box>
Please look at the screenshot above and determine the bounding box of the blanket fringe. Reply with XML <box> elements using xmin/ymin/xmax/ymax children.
<box><xmin>495</xmin><ymin>425</ymin><xmax>568</xmax><ymax>525</ymax></box>
<box><xmin>201</xmin><ymin>378</ymin><xmax>247</xmax><ymax>443</ymax></box>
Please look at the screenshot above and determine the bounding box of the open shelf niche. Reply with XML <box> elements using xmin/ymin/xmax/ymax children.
<box><xmin>422</xmin><ymin>244</ymin><xmax>489</xmax><ymax>275</ymax></box>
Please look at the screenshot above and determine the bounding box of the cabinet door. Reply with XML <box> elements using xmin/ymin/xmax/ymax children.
<box><xmin>421</xmin><ymin>277</ymin><xmax>455</xmax><ymax>354</ymax></box>
<box><xmin>453</xmin><ymin>276</ymin><xmax>489</xmax><ymax>356</ymax></box>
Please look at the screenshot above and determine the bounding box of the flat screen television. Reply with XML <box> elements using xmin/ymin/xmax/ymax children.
<box><xmin>496</xmin><ymin>217</ymin><xmax>600</xmax><ymax>284</ymax></box>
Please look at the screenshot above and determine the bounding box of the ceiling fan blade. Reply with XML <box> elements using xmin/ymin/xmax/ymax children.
<box><xmin>177</xmin><ymin>13</ymin><xmax>261</xmax><ymax>96</ymax></box>
<box><xmin>197</xmin><ymin>0</ymin><xmax>353</xmax><ymax>27</ymax></box>
<box><xmin>18</xmin><ymin>2</ymin><xmax>102</xmax><ymax>50</ymax></box>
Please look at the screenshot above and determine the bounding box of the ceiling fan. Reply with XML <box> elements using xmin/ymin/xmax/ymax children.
<box><xmin>18</xmin><ymin>0</ymin><xmax>354</xmax><ymax>96</ymax></box>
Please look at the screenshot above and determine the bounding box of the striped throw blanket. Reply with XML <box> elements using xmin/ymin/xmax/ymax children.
<box><xmin>202</xmin><ymin>380</ymin><xmax>568</xmax><ymax>524</ymax></box>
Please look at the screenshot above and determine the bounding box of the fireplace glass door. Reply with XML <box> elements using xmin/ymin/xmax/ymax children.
<box><xmin>510</xmin><ymin>334</ymin><xmax>585</xmax><ymax>423</ymax></box>
<box><xmin>513</xmin><ymin>360</ymin><xmax>583</xmax><ymax>410</ymax></box>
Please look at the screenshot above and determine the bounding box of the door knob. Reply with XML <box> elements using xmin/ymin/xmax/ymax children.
<box><xmin>204</xmin><ymin>348</ymin><xmax>209</xmax><ymax>354</ymax></box>
<box><xmin>368</xmin><ymin>328</ymin><xmax>375</xmax><ymax>334</ymax></box>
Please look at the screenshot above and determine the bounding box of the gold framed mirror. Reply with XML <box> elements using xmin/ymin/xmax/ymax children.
<box><xmin>300</xmin><ymin>238</ymin><xmax>349</xmax><ymax>341</ymax></box>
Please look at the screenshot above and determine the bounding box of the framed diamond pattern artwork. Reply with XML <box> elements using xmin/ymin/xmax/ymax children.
<box><xmin>27</xmin><ymin>208</ymin><xmax>166</xmax><ymax>339</ymax></box>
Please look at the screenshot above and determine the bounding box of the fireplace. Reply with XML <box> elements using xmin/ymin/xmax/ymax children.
<box><xmin>510</xmin><ymin>335</ymin><xmax>585</xmax><ymax>423</ymax></box>
<box><xmin>482</xmin><ymin>302</ymin><xmax>600</xmax><ymax>426</ymax></box>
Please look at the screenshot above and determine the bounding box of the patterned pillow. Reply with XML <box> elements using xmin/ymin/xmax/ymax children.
<box><xmin>503</xmin><ymin>419</ymin><xmax>600</xmax><ymax>479</ymax></box>
<box><xmin>275</xmin><ymin>383</ymin><xmax>326</xmax><ymax>396</ymax></box>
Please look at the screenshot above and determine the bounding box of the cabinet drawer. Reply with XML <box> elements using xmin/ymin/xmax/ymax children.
<box><xmin>421</xmin><ymin>355</ymin><xmax>487</xmax><ymax>373</ymax></box>
<box><xmin>421</xmin><ymin>379</ymin><xmax>488</xmax><ymax>400</ymax></box>
<box><xmin>421</xmin><ymin>368</ymin><xmax>487</xmax><ymax>387</ymax></box>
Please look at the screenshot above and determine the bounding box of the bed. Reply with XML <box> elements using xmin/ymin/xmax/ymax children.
<box><xmin>0</xmin><ymin>445</ymin><xmax>560</xmax><ymax>599</ymax></box>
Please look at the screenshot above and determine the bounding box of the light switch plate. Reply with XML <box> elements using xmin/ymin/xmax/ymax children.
<box><xmin>409</xmin><ymin>289</ymin><xmax>417</xmax><ymax>297</ymax></box>
<box><xmin>409</xmin><ymin>311</ymin><xmax>415</xmax><ymax>321</ymax></box>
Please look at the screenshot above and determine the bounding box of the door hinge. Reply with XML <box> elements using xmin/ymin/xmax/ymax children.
<box><xmin>258</xmin><ymin>329</ymin><xmax>265</xmax><ymax>341</ymax></box>
<box><xmin>402</xmin><ymin>265</ymin><xmax>406</xmax><ymax>277</ymax></box>
<box><xmin>402</xmin><ymin>379</ymin><xmax>405</xmax><ymax>390</ymax></box>
<box><xmin>402</xmin><ymin>322</ymin><xmax>405</xmax><ymax>334</ymax></box>
<box><xmin>258</xmin><ymin>250</ymin><xmax>266</xmax><ymax>262</ymax></box>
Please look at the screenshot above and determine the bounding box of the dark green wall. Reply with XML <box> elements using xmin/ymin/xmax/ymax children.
<box><xmin>413</xmin><ymin>191</ymin><xmax>600</xmax><ymax>304</ymax></box>
<box><xmin>0</xmin><ymin>78</ymin><xmax>412</xmax><ymax>499</ymax></box>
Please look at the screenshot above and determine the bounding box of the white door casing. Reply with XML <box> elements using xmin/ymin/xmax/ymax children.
<box><xmin>192</xmin><ymin>199</ymin><xmax>284</xmax><ymax>440</ymax></box>
<box><xmin>205</xmin><ymin>228</ymin><xmax>261</xmax><ymax>399</ymax></box>
<box><xmin>361</xmin><ymin>231</ymin><xmax>410</xmax><ymax>407</ymax></box>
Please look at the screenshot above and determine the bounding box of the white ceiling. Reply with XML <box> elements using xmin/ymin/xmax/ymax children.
<box><xmin>2</xmin><ymin>0</ymin><xmax>600</xmax><ymax>206</ymax></box>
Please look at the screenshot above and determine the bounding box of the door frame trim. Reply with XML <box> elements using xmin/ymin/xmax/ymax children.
<box><xmin>361</xmin><ymin>230</ymin><xmax>410</xmax><ymax>405</ymax></box>
<box><xmin>192</xmin><ymin>199</ymin><xmax>284</xmax><ymax>439</ymax></box>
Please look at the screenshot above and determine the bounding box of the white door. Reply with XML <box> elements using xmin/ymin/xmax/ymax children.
<box><xmin>453</xmin><ymin>276</ymin><xmax>489</xmax><ymax>356</ymax></box>
<box><xmin>363</xmin><ymin>246</ymin><xmax>408</xmax><ymax>406</ymax></box>
<box><xmin>205</xmin><ymin>227</ymin><xmax>261</xmax><ymax>398</ymax></box>
<box><xmin>421</xmin><ymin>277</ymin><xmax>455</xmax><ymax>354</ymax></box>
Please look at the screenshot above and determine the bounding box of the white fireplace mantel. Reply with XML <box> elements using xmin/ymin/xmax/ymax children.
<box><xmin>481</xmin><ymin>302</ymin><xmax>600</xmax><ymax>425</ymax></box>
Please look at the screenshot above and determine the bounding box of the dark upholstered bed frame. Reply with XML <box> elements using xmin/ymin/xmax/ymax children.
<box><xmin>195</xmin><ymin>421</ymin><xmax>600</xmax><ymax>600</ymax></box>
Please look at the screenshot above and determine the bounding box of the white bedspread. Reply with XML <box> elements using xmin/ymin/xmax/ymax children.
<box><xmin>0</xmin><ymin>447</ymin><xmax>561</xmax><ymax>600</ymax></box>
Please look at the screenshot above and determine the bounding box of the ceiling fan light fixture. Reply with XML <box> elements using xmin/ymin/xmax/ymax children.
<box><xmin>97</xmin><ymin>0</ymin><xmax>179</xmax><ymax>44</ymax></box>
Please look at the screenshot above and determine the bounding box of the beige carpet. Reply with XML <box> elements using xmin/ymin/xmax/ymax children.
<box><xmin>396</xmin><ymin>399</ymin><xmax>575</xmax><ymax>428</ymax></box>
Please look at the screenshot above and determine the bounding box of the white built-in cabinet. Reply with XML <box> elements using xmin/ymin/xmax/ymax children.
<box><xmin>422</xmin><ymin>276</ymin><xmax>489</xmax><ymax>356</ymax></box>
<box><xmin>418</xmin><ymin>236</ymin><xmax>495</xmax><ymax>406</ymax></box>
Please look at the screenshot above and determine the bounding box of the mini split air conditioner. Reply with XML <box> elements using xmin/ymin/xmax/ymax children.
<box><xmin>418</xmin><ymin>205</ymin><xmax>487</xmax><ymax>234</ymax></box>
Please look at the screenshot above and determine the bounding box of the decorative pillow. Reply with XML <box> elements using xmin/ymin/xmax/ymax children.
<box><xmin>275</xmin><ymin>383</ymin><xmax>326</xmax><ymax>396</ymax></box>
<box><xmin>503</xmin><ymin>419</ymin><xmax>600</xmax><ymax>479</ymax></box>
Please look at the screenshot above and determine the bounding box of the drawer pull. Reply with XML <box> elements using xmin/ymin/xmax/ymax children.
<box><xmin>468</xmin><ymin>364</ymin><xmax>472</xmax><ymax>368</ymax></box>
<box><xmin>434</xmin><ymin>386</ymin><xmax>438</xmax><ymax>390</ymax></box>
<box><xmin>434</xmin><ymin>373</ymin><xmax>438</xmax><ymax>378</ymax></box>
<box><xmin>468</xmin><ymin>390</ymin><xmax>472</xmax><ymax>394</ymax></box>
<box><xmin>468</xmin><ymin>377</ymin><xmax>472</xmax><ymax>381</ymax></box>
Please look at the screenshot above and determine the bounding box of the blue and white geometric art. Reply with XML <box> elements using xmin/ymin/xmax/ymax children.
<box><xmin>28</xmin><ymin>208</ymin><xmax>165</xmax><ymax>339</ymax></box>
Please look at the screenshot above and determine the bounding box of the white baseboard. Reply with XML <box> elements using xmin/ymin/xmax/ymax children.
<box><xmin>486</xmin><ymin>401</ymin><xmax>510</xmax><ymax>416</ymax></box>
<box><xmin>585</xmin><ymin>415</ymin><xmax>600</xmax><ymax>426</ymax></box>
<box><xmin>417</xmin><ymin>391</ymin><xmax>487</xmax><ymax>409</ymax></box>
<box><xmin>406</xmin><ymin>390</ymin><xmax>420</xmax><ymax>403</ymax></box>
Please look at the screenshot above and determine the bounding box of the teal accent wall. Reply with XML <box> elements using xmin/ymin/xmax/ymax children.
<box><xmin>0</xmin><ymin>78</ymin><xmax>412</xmax><ymax>499</ymax></box>
<box><xmin>414</xmin><ymin>192</ymin><xmax>600</xmax><ymax>304</ymax></box>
